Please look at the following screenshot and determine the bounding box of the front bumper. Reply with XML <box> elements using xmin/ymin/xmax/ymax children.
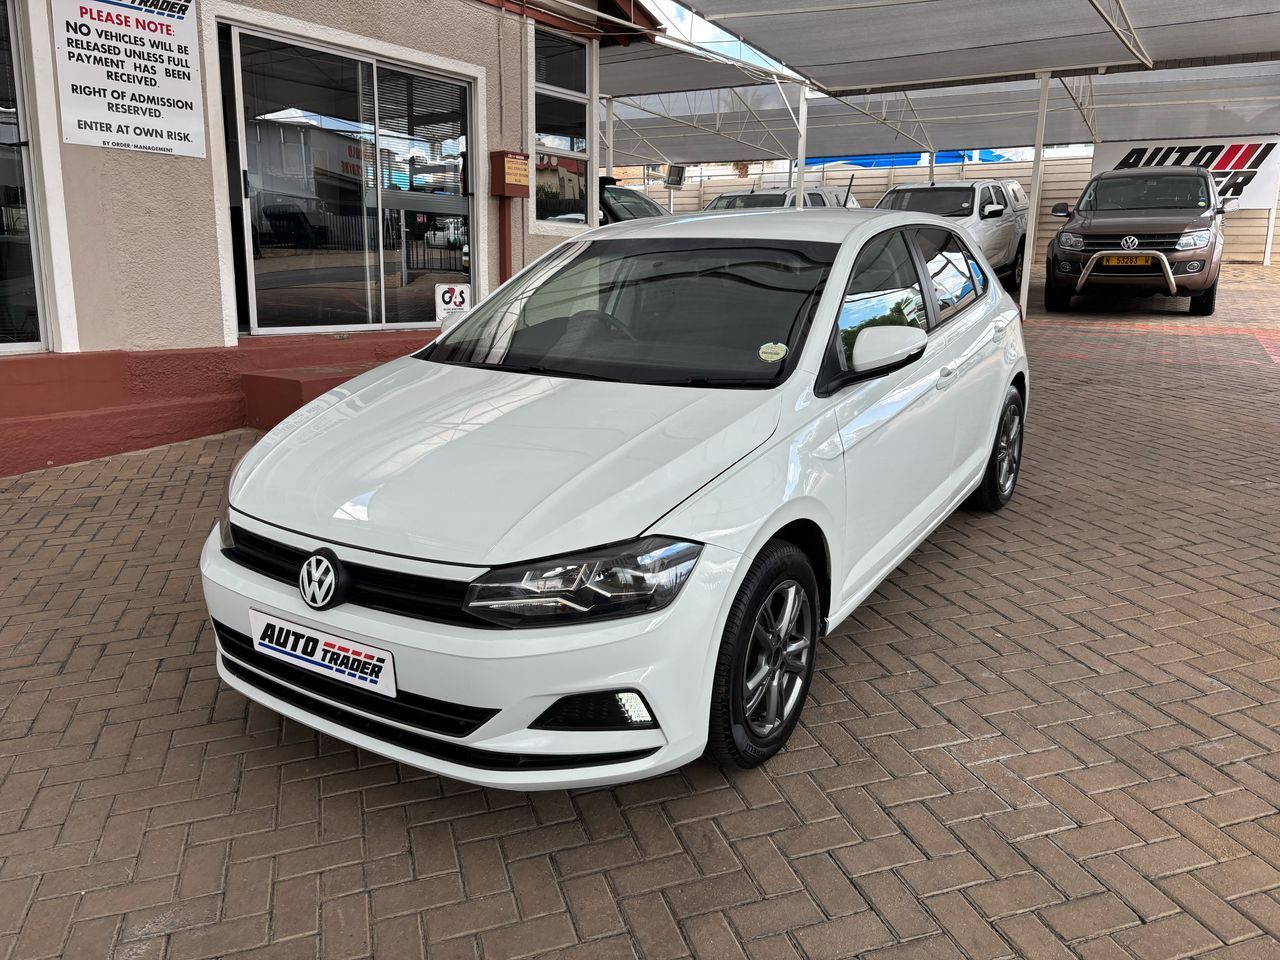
<box><xmin>1051</xmin><ymin>245</ymin><xmax>1219</xmax><ymax>296</ymax></box>
<box><xmin>199</xmin><ymin>522</ymin><xmax>740</xmax><ymax>790</ymax></box>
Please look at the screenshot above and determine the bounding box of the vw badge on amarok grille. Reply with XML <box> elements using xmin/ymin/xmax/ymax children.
<box><xmin>1120</xmin><ymin>235</ymin><xmax>1140</xmax><ymax>250</ymax></box>
<box><xmin>299</xmin><ymin>552</ymin><xmax>340</xmax><ymax>610</ymax></box>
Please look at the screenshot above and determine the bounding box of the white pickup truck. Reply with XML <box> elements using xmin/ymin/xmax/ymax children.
<box><xmin>877</xmin><ymin>179</ymin><xmax>1029</xmax><ymax>288</ymax></box>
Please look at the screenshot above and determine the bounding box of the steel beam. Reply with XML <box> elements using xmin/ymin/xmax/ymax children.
<box><xmin>1085</xmin><ymin>0</ymin><xmax>1153</xmax><ymax>69</ymax></box>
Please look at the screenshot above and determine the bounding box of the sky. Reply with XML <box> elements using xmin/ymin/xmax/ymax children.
<box><xmin>643</xmin><ymin>1</ymin><xmax>789</xmax><ymax>74</ymax></box>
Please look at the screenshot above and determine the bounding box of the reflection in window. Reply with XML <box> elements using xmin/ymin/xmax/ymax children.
<box><xmin>533</xmin><ymin>29</ymin><xmax>590</xmax><ymax>222</ymax></box>
<box><xmin>0</xmin><ymin>0</ymin><xmax>41</xmax><ymax>346</ymax></box>
<box><xmin>535</xmin><ymin>154</ymin><xmax>587</xmax><ymax>223</ymax></box>
<box><xmin>833</xmin><ymin>231</ymin><xmax>925</xmax><ymax>370</ymax></box>
<box><xmin>915</xmin><ymin>228</ymin><xmax>978</xmax><ymax>324</ymax></box>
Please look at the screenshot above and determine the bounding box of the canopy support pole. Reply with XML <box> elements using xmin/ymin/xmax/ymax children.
<box><xmin>1019</xmin><ymin>73</ymin><xmax>1051</xmax><ymax>316</ymax></box>
<box><xmin>795</xmin><ymin>87</ymin><xmax>809</xmax><ymax>205</ymax></box>
<box><xmin>1265</xmin><ymin>176</ymin><xmax>1279</xmax><ymax>267</ymax></box>
<box><xmin>604</xmin><ymin>97</ymin><xmax>615</xmax><ymax>177</ymax></box>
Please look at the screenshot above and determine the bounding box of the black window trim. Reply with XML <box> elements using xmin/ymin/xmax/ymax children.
<box><xmin>906</xmin><ymin>226</ymin><xmax>986</xmax><ymax>334</ymax></box>
<box><xmin>814</xmin><ymin>225</ymin><xmax>934</xmax><ymax>398</ymax></box>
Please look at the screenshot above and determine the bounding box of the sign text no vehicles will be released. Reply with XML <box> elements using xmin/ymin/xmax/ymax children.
<box><xmin>53</xmin><ymin>0</ymin><xmax>206</xmax><ymax>159</ymax></box>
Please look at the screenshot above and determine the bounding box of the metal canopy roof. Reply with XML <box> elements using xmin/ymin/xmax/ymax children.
<box><xmin>599</xmin><ymin>42</ymin><xmax>791</xmax><ymax>96</ymax></box>
<box><xmin>603</xmin><ymin>62</ymin><xmax>1280</xmax><ymax>165</ymax></box>
<box><xmin>680</xmin><ymin>0</ymin><xmax>1280</xmax><ymax>94</ymax></box>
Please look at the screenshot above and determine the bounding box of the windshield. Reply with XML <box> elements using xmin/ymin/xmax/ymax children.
<box><xmin>604</xmin><ymin>186</ymin><xmax>666</xmax><ymax>220</ymax></box>
<box><xmin>707</xmin><ymin>193</ymin><xmax>789</xmax><ymax>210</ymax></box>
<box><xmin>422</xmin><ymin>238</ymin><xmax>838</xmax><ymax>387</ymax></box>
<box><xmin>878</xmin><ymin>187</ymin><xmax>974</xmax><ymax>218</ymax></box>
<box><xmin>1079</xmin><ymin>174</ymin><xmax>1211</xmax><ymax>211</ymax></box>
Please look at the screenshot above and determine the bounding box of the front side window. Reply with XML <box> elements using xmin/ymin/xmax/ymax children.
<box><xmin>830</xmin><ymin>231</ymin><xmax>927</xmax><ymax>372</ymax></box>
<box><xmin>879</xmin><ymin>187</ymin><xmax>975</xmax><ymax>218</ymax></box>
<box><xmin>424</xmin><ymin>238</ymin><xmax>838</xmax><ymax>386</ymax></box>
<box><xmin>915</xmin><ymin>228</ymin><xmax>979</xmax><ymax>324</ymax></box>
<box><xmin>990</xmin><ymin>184</ymin><xmax>1009</xmax><ymax>208</ymax></box>
<box><xmin>1078</xmin><ymin>174</ymin><xmax>1212</xmax><ymax>212</ymax></box>
<box><xmin>534</xmin><ymin>29</ymin><xmax>590</xmax><ymax>222</ymax></box>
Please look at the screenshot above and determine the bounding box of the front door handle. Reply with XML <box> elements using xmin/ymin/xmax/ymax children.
<box><xmin>992</xmin><ymin>317</ymin><xmax>1010</xmax><ymax>343</ymax></box>
<box><xmin>936</xmin><ymin>365</ymin><xmax>957</xmax><ymax>390</ymax></box>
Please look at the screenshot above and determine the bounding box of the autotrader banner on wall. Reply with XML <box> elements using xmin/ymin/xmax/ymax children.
<box><xmin>52</xmin><ymin>0</ymin><xmax>205</xmax><ymax>158</ymax></box>
<box><xmin>1092</xmin><ymin>138</ymin><xmax>1280</xmax><ymax>209</ymax></box>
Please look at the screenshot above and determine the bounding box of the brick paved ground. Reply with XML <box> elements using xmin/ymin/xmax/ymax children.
<box><xmin>2</xmin><ymin>264</ymin><xmax>1279</xmax><ymax>960</ymax></box>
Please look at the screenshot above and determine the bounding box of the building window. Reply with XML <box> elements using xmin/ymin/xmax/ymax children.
<box><xmin>0</xmin><ymin>0</ymin><xmax>43</xmax><ymax>350</ymax></box>
<box><xmin>219</xmin><ymin>26</ymin><xmax>472</xmax><ymax>332</ymax></box>
<box><xmin>533</xmin><ymin>28</ymin><xmax>590</xmax><ymax>223</ymax></box>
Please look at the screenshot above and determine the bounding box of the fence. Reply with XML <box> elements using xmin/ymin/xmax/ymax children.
<box><xmin>621</xmin><ymin>157</ymin><xmax>1279</xmax><ymax>265</ymax></box>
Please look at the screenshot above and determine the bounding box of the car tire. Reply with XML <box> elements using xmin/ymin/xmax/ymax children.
<box><xmin>1003</xmin><ymin>239</ymin><xmax>1025</xmax><ymax>291</ymax></box>
<box><xmin>1044</xmin><ymin>265</ymin><xmax>1072</xmax><ymax>312</ymax></box>
<box><xmin>1189</xmin><ymin>279</ymin><xmax>1218</xmax><ymax>316</ymax></box>
<box><xmin>967</xmin><ymin>386</ymin><xmax>1025</xmax><ymax>512</ymax></box>
<box><xmin>708</xmin><ymin>541</ymin><xmax>819</xmax><ymax>770</ymax></box>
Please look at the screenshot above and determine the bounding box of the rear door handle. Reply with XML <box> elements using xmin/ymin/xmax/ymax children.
<box><xmin>936</xmin><ymin>365</ymin><xmax>957</xmax><ymax>390</ymax></box>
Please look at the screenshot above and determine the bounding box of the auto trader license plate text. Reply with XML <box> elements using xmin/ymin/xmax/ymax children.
<box><xmin>248</xmin><ymin>610</ymin><xmax>398</xmax><ymax>697</ymax></box>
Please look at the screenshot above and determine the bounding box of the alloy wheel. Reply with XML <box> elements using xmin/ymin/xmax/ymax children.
<box><xmin>995</xmin><ymin>403</ymin><xmax>1023</xmax><ymax>496</ymax></box>
<box><xmin>741</xmin><ymin>580</ymin><xmax>813</xmax><ymax>738</ymax></box>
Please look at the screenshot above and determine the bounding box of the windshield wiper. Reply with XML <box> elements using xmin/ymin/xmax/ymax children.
<box><xmin>643</xmin><ymin>376</ymin><xmax>775</xmax><ymax>388</ymax></box>
<box><xmin>498</xmin><ymin>364</ymin><xmax>624</xmax><ymax>383</ymax></box>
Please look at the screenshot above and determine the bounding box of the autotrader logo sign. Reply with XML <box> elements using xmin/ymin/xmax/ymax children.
<box><xmin>1092</xmin><ymin>138</ymin><xmax>1280</xmax><ymax>209</ymax></box>
<box><xmin>299</xmin><ymin>552</ymin><xmax>340</xmax><ymax>610</ymax></box>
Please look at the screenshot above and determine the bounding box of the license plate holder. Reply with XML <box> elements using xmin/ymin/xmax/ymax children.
<box><xmin>1102</xmin><ymin>254</ymin><xmax>1152</xmax><ymax>266</ymax></box>
<box><xmin>247</xmin><ymin>610</ymin><xmax>398</xmax><ymax>698</ymax></box>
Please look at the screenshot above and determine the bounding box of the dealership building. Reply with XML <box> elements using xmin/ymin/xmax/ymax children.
<box><xmin>0</xmin><ymin>0</ymin><xmax>658</xmax><ymax>474</ymax></box>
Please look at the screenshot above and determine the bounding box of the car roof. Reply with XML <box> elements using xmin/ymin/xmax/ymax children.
<box><xmin>583</xmin><ymin>207</ymin><xmax>912</xmax><ymax>244</ymax></box>
<box><xmin>714</xmin><ymin>185</ymin><xmax>833</xmax><ymax>195</ymax></box>
<box><xmin>1095</xmin><ymin>166</ymin><xmax>1210</xmax><ymax>180</ymax></box>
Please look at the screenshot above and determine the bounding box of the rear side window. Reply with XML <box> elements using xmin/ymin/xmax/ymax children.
<box><xmin>806</xmin><ymin>192</ymin><xmax>827</xmax><ymax>207</ymax></box>
<box><xmin>707</xmin><ymin>193</ymin><xmax>788</xmax><ymax>210</ymax></box>
<box><xmin>829</xmin><ymin>231</ymin><xmax>927</xmax><ymax>372</ymax></box>
<box><xmin>1007</xmin><ymin>182</ymin><xmax>1028</xmax><ymax>207</ymax></box>
<box><xmin>606</xmin><ymin>187</ymin><xmax>666</xmax><ymax>220</ymax></box>
<box><xmin>914</xmin><ymin>228</ymin><xmax>981</xmax><ymax>325</ymax></box>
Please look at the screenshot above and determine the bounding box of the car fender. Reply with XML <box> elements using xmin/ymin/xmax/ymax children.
<box><xmin>647</xmin><ymin>403</ymin><xmax>847</xmax><ymax>628</ymax></box>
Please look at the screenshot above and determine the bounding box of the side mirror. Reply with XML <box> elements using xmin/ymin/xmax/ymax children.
<box><xmin>852</xmin><ymin>325</ymin><xmax>929</xmax><ymax>375</ymax></box>
<box><xmin>981</xmin><ymin>203</ymin><xmax>1005</xmax><ymax>219</ymax></box>
<box><xmin>1051</xmin><ymin>202</ymin><xmax>1071</xmax><ymax>218</ymax></box>
<box><xmin>1220</xmin><ymin>198</ymin><xmax>1241</xmax><ymax>214</ymax></box>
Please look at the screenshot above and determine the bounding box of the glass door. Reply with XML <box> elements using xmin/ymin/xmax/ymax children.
<box><xmin>0</xmin><ymin>0</ymin><xmax>43</xmax><ymax>351</ymax></box>
<box><xmin>375</xmin><ymin>66</ymin><xmax>470</xmax><ymax>324</ymax></box>
<box><xmin>227</xmin><ymin>28</ymin><xmax>472</xmax><ymax>333</ymax></box>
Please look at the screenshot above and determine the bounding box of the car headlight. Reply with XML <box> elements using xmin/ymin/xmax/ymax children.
<box><xmin>1177</xmin><ymin>229</ymin><xmax>1212</xmax><ymax>251</ymax></box>
<box><xmin>464</xmin><ymin>537</ymin><xmax>702</xmax><ymax>627</ymax></box>
<box><xmin>1058</xmin><ymin>232</ymin><xmax>1084</xmax><ymax>250</ymax></box>
<box><xmin>217</xmin><ymin>454</ymin><xmax>247</xmax><ymax>550</ymax></box>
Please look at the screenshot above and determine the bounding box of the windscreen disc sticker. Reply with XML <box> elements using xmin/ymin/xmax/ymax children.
<box><xmin>758</xmin><ymin>342</ymin><xmax>788</xmax><ymax>362</ymax></box>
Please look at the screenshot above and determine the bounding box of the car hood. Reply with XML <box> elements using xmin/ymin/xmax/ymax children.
<box><xmin>231</xmin><ymin>357</ymin><xmax>782</xmax><ymax>566</ymax></box>
<box><xmin>1069</xmin><ymin>208</ymin><xmax>1212</xmax><ymax>234</ymax></box>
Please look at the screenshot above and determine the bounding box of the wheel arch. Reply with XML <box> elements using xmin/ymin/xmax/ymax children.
<box><xmin>765</xmin><ymin>519</ymin><xmax>832</xmax><ymax>633</ymax></box>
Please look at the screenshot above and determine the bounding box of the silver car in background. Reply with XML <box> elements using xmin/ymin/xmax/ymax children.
<box><xmin>878</xmin><ymin>179</ymin><xmax>1029</xmax><ymax>288</ymax></box>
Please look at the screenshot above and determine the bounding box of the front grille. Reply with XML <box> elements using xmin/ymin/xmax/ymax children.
<box><xmin>1080</xmin><ymin>234</ymin><xmax>1181</xmax><ymax>252</ymax></box>
<box><xmin>213</xmin><ymin>620</ymin><xmax>497</xmax><ymax>737</ymax></box>
<box><xmin>218</xmin><ymin>646</ymin><xmax>659</xmax><ymax>772</ymax></box>
<box><xmin>224</xmin><ymin>525</ymin><xmax>496</xmax><ymax>629</ymax></box>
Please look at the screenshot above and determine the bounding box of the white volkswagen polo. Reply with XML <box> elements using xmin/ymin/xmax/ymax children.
<box><xmin>201</xmin><ymin>209</ymin><xmax>1029</xmax><ymax>790</ymax></box>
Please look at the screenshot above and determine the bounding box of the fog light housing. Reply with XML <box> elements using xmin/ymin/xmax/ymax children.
<box><xmin>1058</xmin><ymin>261</ymin><xmax>1074</xmax><ymax>273</ymax></box>
<box><xmin>531</xmin><ymin>690</ymin><xmax>657</xmax><ymax>730</ymax></box>
<box><xmin>1185</xmin><ymin>260</ymin><xmax>1203</xmax><ymax>273</ymax></box>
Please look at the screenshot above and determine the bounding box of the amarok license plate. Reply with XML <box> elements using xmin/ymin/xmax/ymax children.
<box><xmin>1102</xmin><ymin>254</ymin><xmax>1152</xmax><ymax>266</ymax></box>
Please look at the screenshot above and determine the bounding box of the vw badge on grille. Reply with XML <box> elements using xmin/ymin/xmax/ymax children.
<box><xmin>1120</xmin><ymin>235</ymin><xmax>1139</xmax><ymax>250</ymax></box>
<box><xmin>299</xmin><ymin>552</ymin><xmax>340</xmax><ymax>610</ymax></box>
